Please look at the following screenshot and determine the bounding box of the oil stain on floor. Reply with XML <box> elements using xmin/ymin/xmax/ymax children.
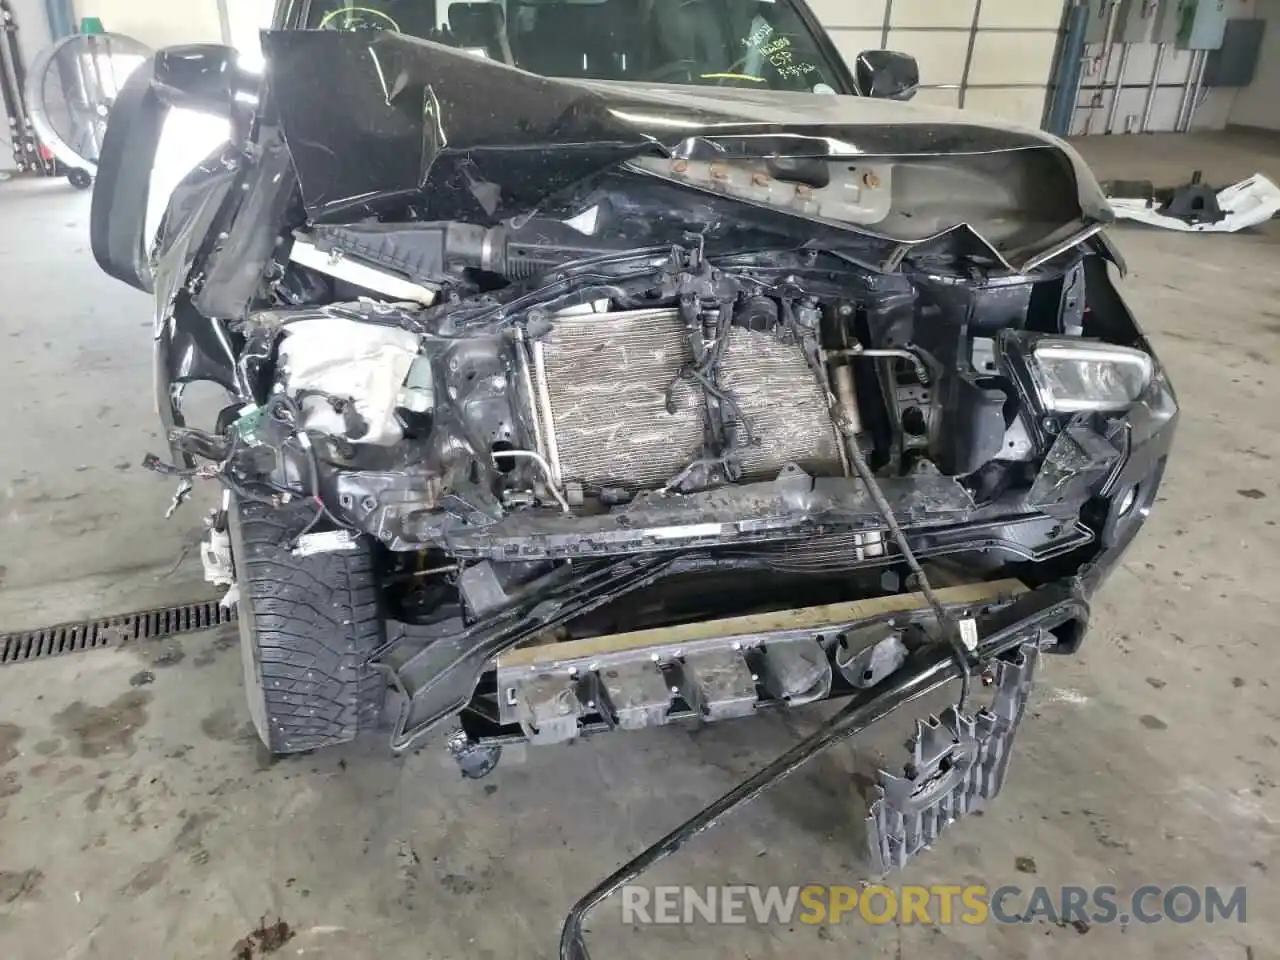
<box><xmin>0</xmin><ymin>722</ymin><xmax>23</xmax><ymax>766</ymax></box>
<box><xmin>52</xmin><ymin>691</ymin><xmax>153</xmax><ymax>758</ymax></box>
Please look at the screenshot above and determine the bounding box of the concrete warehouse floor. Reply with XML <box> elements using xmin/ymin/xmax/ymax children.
<box><xmin>1</xmin><ymin>131</ymin><xmax>1279</xmax><ymax>960</ymax></box>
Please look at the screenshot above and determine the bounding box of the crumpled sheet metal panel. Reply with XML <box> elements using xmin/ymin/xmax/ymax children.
<box><xmin>259</xmin><ymin>30</ymin><xmax>1113</xmax><ymax>235</ymax></box>
<box><xmin>538</xmin><ymin>308</ymin><xmax>843</xmax><ymax>488</ymax></box>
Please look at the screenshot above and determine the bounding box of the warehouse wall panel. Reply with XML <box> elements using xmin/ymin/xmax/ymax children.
<box><xmin>225</xmin><ymin>0</ymin><xmax>273</xmax><ymax>68</ymax></box>
<box><xmin>968</xmin><ymin>30</ymin><xmax>1058</xmax><ymax>86</ymax></box>
<box><xmin>808</xmin><ymin>0</ymin><xmax>885</xmax><ymax>28</ymax></box>
<box><xmin>980</xmin><ymin>0</ymin><xmax>1066</xmax><ymax>30</ymax></box>
<box><xmin>1071</xmin><ymin>0</ymin><xmax>1261</xmax><ymax>134</ymax></box>
<box><xmin>890</xmin><ymin>0</ymin><xmax>976</xmax><ymax>29</ymax></box>
<box><xmin>813</xmin><ymin>0</ymin><xmax>1067</xmax><ymax>130</ymax></box>
<box><xmin>74</xmin><ymin>0</ymin><xmax>224</xmax><ymax>49</ymax></box>
<box><xmin>827</xmin><ymin>29</ymin><xmax>888</xmax><ymax>71</ymax></box>
<box><xmin>884</xmin><ymin>28</ymin><xmax>971</xmax><ymax>87</ymax></box>
<box><xmin>912</xmin><ymin>88</ymin><xmax>962</xmax><ymax>109</ymax></box>
<box><xmin>965</xmin><ymin>87</ymin><xmax>1054</xmax><ymax>126</ymax></box>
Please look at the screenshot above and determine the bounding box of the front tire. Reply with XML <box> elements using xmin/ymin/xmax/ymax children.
<box><xmin>228</xmin><ymin>497</ymin><xmax>385</xmax><ymax>754</ymax></box>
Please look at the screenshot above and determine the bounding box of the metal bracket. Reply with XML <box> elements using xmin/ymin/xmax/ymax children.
<box><xmin>866</xmin><ymin>642</ymin><xmax>1040</xmax><ymax>875</ymax></box>
<box><xmin>447</xmin><ymin>728</ymin><xmax>502</xmax><ymax>780</ymax></box>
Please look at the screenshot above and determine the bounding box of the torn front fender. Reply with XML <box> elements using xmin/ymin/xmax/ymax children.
<box><xmin>150</xmin><ymin>151</ymin><xmax>245</xmax><ymax>463</ymax></box>
<box><xmin>93</xmin><ymin>43</ymin><xmax>263</xmax><ymax>459</ymax></box>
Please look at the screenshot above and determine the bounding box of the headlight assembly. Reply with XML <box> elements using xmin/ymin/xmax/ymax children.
<box><xmin>1001</xmin><ymin>335</ymin><xmax>1154</xmax><ymax>415</ymax></box>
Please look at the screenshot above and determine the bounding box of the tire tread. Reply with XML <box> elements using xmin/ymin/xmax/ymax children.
<box><xmin>234</xmin><ymin>499</ymin><xmax>384</xmax><ymax>753</ymax></box>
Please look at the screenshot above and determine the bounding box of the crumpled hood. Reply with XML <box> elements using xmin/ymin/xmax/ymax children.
<box><xmin>261</xmin><ymin>30</ymin><xmax>1110</xmax><ymax>246</ymax></box>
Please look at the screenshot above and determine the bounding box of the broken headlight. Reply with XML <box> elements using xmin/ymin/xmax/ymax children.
<box><xmin>1002</xmin><ymin>335</ymin><xmax>1154</xmax><ymax>414</ymax></box>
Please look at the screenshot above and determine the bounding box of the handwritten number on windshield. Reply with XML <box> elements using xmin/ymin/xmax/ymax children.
<box><xmin>743</xmin><ymin>22</ymin><xmax>819</xmax><ymax>81</ymax></box>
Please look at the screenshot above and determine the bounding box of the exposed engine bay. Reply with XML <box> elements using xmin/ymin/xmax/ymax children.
<box><xmin>169</xmin><ymin>131</ymin><xmax>1174</xmax><ymax>748</ymax></box>
<box><xmin>201</xmin><ymin>192</ymin><xmax>1151</xmax><ymax>575</ymax></box>
<box><xmin>119</xmin><ymin>34</ymin><xmax>1174</xmax><ymax>626</ymax></box>
<box><xmin>90</xmin><ymin>30</ymin><xmax>1179</xmax><ymax>950</ymax></box>
<box><xmin>179</xmin><ymin>172</ymin><xmax>1172</xmax><ymax>729</ymax></box>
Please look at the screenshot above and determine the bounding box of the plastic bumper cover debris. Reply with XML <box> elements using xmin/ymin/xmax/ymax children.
<box><xmin>1106</xmin><ymin>171</ymin><xmax>1280</xmax><ymax>233</ymax></box>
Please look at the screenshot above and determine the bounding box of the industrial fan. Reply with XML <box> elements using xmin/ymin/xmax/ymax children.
<box><xmin>23</xmin><ymin>30</ymin><xmax>150</xmax><ymax>189</ymax></box>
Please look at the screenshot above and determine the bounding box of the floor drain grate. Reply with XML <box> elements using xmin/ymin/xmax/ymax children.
<box><xmin>0</xmin><ymin>600</ymin><xmax>238</xmax><ymax>666</ymax></box>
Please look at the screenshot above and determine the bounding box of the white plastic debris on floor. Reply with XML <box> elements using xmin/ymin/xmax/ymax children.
<box><xmin>1109</xmin><ymin>173</ymin><xmax>1280</xmax><ymax>233</ymax></box>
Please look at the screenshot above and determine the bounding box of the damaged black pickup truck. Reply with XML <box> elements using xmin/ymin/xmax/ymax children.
<box><xmin>91</xmin><ymin>0</ymin><xmax>1175</xmax><ymax>950</ymax></box>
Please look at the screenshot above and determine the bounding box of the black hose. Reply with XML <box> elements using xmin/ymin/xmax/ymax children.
<box><xmin>843</xmin><ymin>434</ymin><xmax>974</xmax><ymax>711</ymax></box>
<box><xmin>664</xmin><ymin>304</ymin><xmax>756</xmax><ymax>454</ymax></box>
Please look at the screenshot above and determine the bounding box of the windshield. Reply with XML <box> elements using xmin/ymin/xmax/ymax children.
<box><xmin>303</xmin><ymin>0</ymin><xmax>847</xmax><ymax>92</ymax></box>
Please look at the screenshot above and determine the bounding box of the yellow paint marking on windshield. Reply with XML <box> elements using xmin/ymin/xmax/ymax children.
<box><xmin>700</xmin><ymin>72</ymin><xmax>767</xmax><ymax>82</ymax></box>
<box><xmin>318</xmin><ymin>6</ymin><xmax>401</xmax><ymax>31</ymax></box>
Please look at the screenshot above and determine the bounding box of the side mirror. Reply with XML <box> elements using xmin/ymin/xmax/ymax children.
<box><xmin>855</xmin><ymin>50</ymin><xmax>919</xmax><ymax>101</ymax></box>
<box><xmin>153</xmin><ymin>44</ymin><xmax>251</xmax><ymax>114</ymax></box>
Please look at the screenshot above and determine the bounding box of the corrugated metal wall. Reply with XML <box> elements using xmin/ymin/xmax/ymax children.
<box><xmin>1069</xmin><ymin>0</ymin><xmax>1257</xmax><ymax>135</ymax></box>
<box><xmin>72</xmin><ymin>0</ymin><xmax>224</xmax><ymax>49</ymax></box>
<box><xmin>810</xmin><ymin>0</ymin><xmax>1067</xmax><ymax>128</ymax></box>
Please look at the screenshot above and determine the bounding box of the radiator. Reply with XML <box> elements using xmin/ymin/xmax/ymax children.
<box><xmin>532</xmin><ymin>307</ymin><xmax>843</xmax><ymax>488</ymax></box>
